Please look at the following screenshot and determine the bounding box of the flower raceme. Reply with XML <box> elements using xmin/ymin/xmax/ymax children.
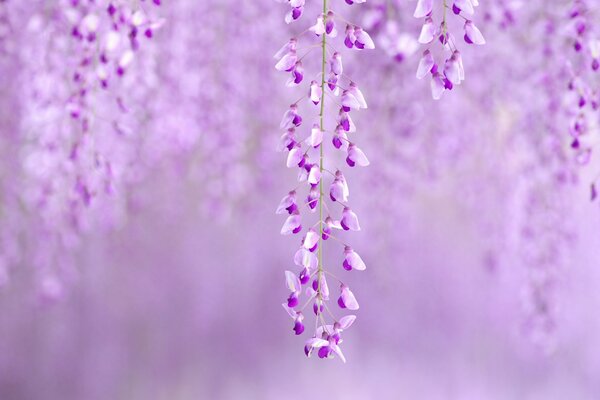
<box><xmin>275</xmin><ymin>0</ymin><xmax>373</xmax><ymax>362</ymax></box>
<box><xmin>413</xmin><ymin>0</ymin><xmax>485</xmax><ymax>99</ymax></box>
<box><xmin>564</xmin><ymin>0</ymin><xmax>600</xmax><ymax>198</ymax></box>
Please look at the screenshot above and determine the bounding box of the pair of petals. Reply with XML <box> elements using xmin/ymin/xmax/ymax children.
<box><xmin>341</xmin><ymin>207</ymin><xmax>360</xmax><ymax>231</ymax></box>
<box><xmin>346</xmin><ymin>144</ymin><xmax>370</xmax><ymax>167</ymax></box>
<box><xmin>343</xmin><ymin>247</ymin><xmax>366</xmax><ymax>271</ymax></box>
<box><xmin>330</xmin><ymin>171</ymin><xmax>349</xmax><ymax>202</ymax></box>
<box><xmin>338</xmin><ymin>285</ymin><xmax>359</xmax><ymax>310</ymax></box>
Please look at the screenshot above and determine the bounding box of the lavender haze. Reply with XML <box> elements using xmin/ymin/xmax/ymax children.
<box><xmin>1</xmin><ymin>0</ymin><xmax>600</xmax><ymax>399</ymax></box>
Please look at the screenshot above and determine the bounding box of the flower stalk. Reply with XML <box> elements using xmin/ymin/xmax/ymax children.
<box><xmin>276</xmin><ymin>0</ymin><xmax>374</xmax><ymax>362</ymax></box>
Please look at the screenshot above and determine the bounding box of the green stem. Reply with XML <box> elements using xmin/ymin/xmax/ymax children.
<box><xmin>317</xmin><ymin>0</ymin><xmax>328</xmax><ymax>302</ymax></box>
<box><xmin>442</xmin><ymin>0</ymin><xmax>448</xmax><ymax>37</ymax></box>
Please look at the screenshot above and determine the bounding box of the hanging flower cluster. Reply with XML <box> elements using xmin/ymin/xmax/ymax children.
<box><xmin>275</xmin><ymin>0</ymin><xmax>373</xmax><ymax>362</ymax></box>
<box><xmin>13</xmin><ymin>0</ymin><xmax>164</xmax><ymax>297</ymax></box>
<box><xmin>414</xmin><ymin>0</ymin><xmax>485</xmax><ymax>99</ymax></box>
<box><xmin>564</xmin><ymin>0</ymin><xmax>600</xmax><ymax>198</ymax></box>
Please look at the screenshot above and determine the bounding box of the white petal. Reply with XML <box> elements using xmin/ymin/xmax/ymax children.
<box><xmin>307</xmin><ymin>165</ymin><xmax>321</xmax><ymax>185</ymax></box>
<box><xmin>349</xmin><ymin>86</ymin><xmax>368</xmax><ymax>109</ymax></box>
<box><xmin>275</xmin><ymin>52</ymin><xmax>297</xmax><ymax>71</ymax></box>
<box><xmin>338</xmin><ymin>315</ymin><xmax>357</xmax><ymax>330</ymax></box>
<box><xmin>303</xmin><ymin>229</ymin><xmax>319</xmax><ymax>250</ymax></box>
<box><xmin>307</xmin><ymin>125</ymin><xmax>323</xmax><ymax>147</ymax></box>
<box><xmin>281</xmin><ymin>215</ymin><xmax>301</xmax><ymax>235</ymax></box>
<box><xmin>309</xmin><ymin>16</ymin><xmax>326</xmax><ymax>35</ymax></box>
<box><xmin>357</xmin><ymin>30</ymin><xmax>375</xmax><ymax>49</ymax></box>
<box><xmin>319</xmin><ymin>275</ymin><xmax>330</xmax><ymax>300</ymax></box>
<box><xmin>416</xmin><ymin>50</ymin><xmax>434</xmax><ymax>79</ymax></box>
<box><xmin>286</xmin><ymin>147</ymin><xmax>302</xmax><ymax>168</ymax></box>
<box><xmin>349</xmin><ymin>145</ymin><xmax>370</xmax><ymax>167</ymax></box>
<box><xmin>306</xmin><ymin>338</ymin><xmax>329</xmax><ymax>348</ymax></box>
<box><xmin>285</xmin><ymin>271</ymin><xmax>301</xmax><ymax>292</ymax></box>
<box><xmin>342</xmin><ymin>287</ymin><xmax>359</xmax><ymax>310</ymax></box>
<box><xmin>431</xmin><ymin>74</ymin><xmax>445</xmax><ymax>100</ymax></box>
<box><xmin>418</xmin><ymin>19</ymin><xmax>436</xmax><ymax>44</ymax></box>
<box><xmin>465</xmin><ymin>21</ymin><xmax>485</xmax><ymax>45</ymax></box>
<box><xmin>276</xmin><ymin>193</ymin><xmax>295</xmax><ymax>214</ymax></box>
<box><xmin>282</xmin><ymin>303</ymin><xmax>297</xmax><ymax>318</ymax></box>
<box><xmin>346</xmin><ymin>250</ymin><xmax>366</xmax><ymax>271</ymax></box>
<box><xmin>414</xmin><ymin>0</ymin><xmax>433</xmax><ymax>18</ymax></box>
<box><xmin>330</xmin><ymin>344</ymin><xmax>347</xmax><ymax>363</ymax></box>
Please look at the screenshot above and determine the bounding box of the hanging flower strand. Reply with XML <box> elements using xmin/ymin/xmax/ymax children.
<box><xmin>565</xmin><ymin>0</ymin><xmax>600</xmax><ymax>199</ymax></box>
<box><xmin>275</xmin><ymin>0</ymin><xmax>373</xmax><ymax>362</ymax></box>
<box><xmin>414</xmin><ymin>0</ymin><xmax>485</xmax><ymax>99</ymax></box>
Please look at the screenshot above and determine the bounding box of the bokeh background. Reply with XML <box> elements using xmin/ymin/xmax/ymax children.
<box><xmin>1</xmin><ymin>0</ymin><xmax>600</xmax><ymax>399</ymax></box>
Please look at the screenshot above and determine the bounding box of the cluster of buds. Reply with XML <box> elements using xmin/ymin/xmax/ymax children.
<box><xmin>275</xmin><ymin>0</ymin><xmax>372</xmax><ymax>362</ymax></box>
<box><xmin>414</xmin><ymin>0</ymin><xmax>485</xmax><ymax>99</ymax></box>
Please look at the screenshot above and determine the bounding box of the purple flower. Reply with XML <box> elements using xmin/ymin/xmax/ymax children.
<box><xmin>309</xmin><ymin>15</ymin><xmax>326</xmax><ymax>36</ymax></box>
<box><xmin>274</xmin><ymin>38</ymin><xmax>298</xmax><ymax>60</ymax></box>
<box><xmin>275</xmin><ymin>50</ymin><xmax>298</xmax><ymax>71</ymax></box>
<box><xmin>324</xmin><ymin>217</ymin><xmax>342</xmax><ymax>240</ymax></box>
<box><xmin>303</xmin><ymin>229</ymin><xmax>320</xmax><ymax>252</ymax></box>
<box><xmin>282</xmin><ymin>0</ymin><xmax>305</xmax><ymax>24</ymax></box>
<box><xmin>281</xmin><ymin>213</ymin><xmax>302</xmax><ymax>235</ymax></box>
<box><xmin>325</xmin><ymin>11</ymin><xmax>337</xmax><ymax>36</ymax></box>
<box><xmin>276</xmin><ymin>191</ymin><xmax>298</xmax><ymax>214</ymax></box>
<box><xmin>330</xmin><ymin>52</ymin><xmax>343</xmax><ymax>76</ymax></box>
<box><xmin>309</xmin><ymin>80</ymin><xmax>322</xmax><ymax>105</ymax></box>
<box><xmin>418</xmin><ymin>17</ymin><xmax>437</xmax><ymax>44</ymax></box>
<box><xmin>287</xmin><ymin>61</ymin><xmax>304</xmax><ymax>86</ymax></box>
<box><xmin>341</xmin><ymin>90</ymin><xmax>362</xmax><ymax>111</ymax></box>
<box><xmin>304</xmin><ymin>337</ymin><xmax>329</xmax><ymax>358</ymax></box>
<box><xmin>286</xmin><ymin>144</ymin><xmax>303</xmax><ymax>168</ymax></box>
<box><xmin>306</xmin><ymin>185</ymin><xmax>319</xmax><ymax>211</ymax></box>
<box><xmin>341</xmin><ymin>207</ymin><xmax>361</xmax><ymax>231</ymax></box>
<box><xmin>348</xmin><ymin>83</ymin><xmax>368</xmax><ymax>109</ymax></box>
<box><xmin>280</xmin><ymin>104</ymin><xmax>302</xmax><ymax>129</ymax></box>
<box><xmin>431</xmin><ymin>72</ymin><xmax>446</xmax><ymax>100</ymax></box>
<box><xmin>344</xmin><ymin>25</ymin><xmax>356</xmax><ymax>48</ymax></box>
<box><xmin>338</xmin><ymin>285</ymin><xmax>359</xmax><ymax>310</ymax></box>
<box><xmin>353</xmin><ymin>27</ymin><xmax>375</xmax><ymax>50</ymax></box>
<box><xmin>338</xmin><ymin>110</ymin><xmax>356</xmax><ymax>132</ymax></box>
<box><xmin>329</xmin><ymin>170</ymin><xmax>349</xmax><ymax>202</ymax></box>
<box><xmin>346</xmin><ymin>143</ymin><xmax>370</xmax><ymax>167</ymax></box>
<box><xmin>332</xmin><ymin>125</ymin><xmax>348</xmax><ymax>149</ymax></box>
<box><xmin>307</xmin><ymin>164</ymin><xmax>321</xmax><ymax>185</ymax></box>
<box><xmin>414</xmin><ymin>0</ymin><xmax>433</xmax><ymax>18</ymax></box>
<box><xmin>464</xmin><ymin>20</ymin><xmax>486</xmax><ymax>45</ymax></box>
<box><xmin>453</xmin><ymin>0</ymin><xmax>475</xmax><ymax>16</ymax></box>
<box><xmin>306</xmin><ymin>123</ymin><xmax>323</xmax><ymax>148</ymax></box>
<box><xmin>444</xmin><ymin>51</ymin><xmax>464</xmax><ymax>85</ymax></box>
<box><xmin>285</xmin><ymin>270</ymin><xmax>301</xmax><ymax>305</ymax></box>
<box><xmin>417</xmin><ymin>50</ymin><xmax>435</xmax><ymax>79</ymax></box>
<box><xmin>343</xmin><ymin>246</ymin><xmax>366</xmax><ymax>271</ymax></box>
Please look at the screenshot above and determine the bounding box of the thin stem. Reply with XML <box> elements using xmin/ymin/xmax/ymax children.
<box><xmin>317</xmin><ymin>0</ymin><xmax>328</xmax><ymax>303</ymax></box>
<box><xmin>442</xmin><ymin>0</ymin><xmax>448</xmax><ymax>37</ymax></box>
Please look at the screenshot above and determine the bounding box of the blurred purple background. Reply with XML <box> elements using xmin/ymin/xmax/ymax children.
<box><xmin>1</xmin><ymin>0</ymin><xmax>600</xmax><ymax>399</ymax></box>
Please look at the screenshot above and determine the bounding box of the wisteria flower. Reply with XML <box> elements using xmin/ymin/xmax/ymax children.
<box><xmin>338</xmin><ymin>285</ymin><xmax>359</xmax><ymax>310</ymax></box>
<box><xmin>343</xmin><ymin>246</ymin><xmax>366</xmax><ymax>271</ymax></box>
<box><xmin>341</xmin><ymin>207</ymin><xmax>361</xmax><ymax>231</ymax></box>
